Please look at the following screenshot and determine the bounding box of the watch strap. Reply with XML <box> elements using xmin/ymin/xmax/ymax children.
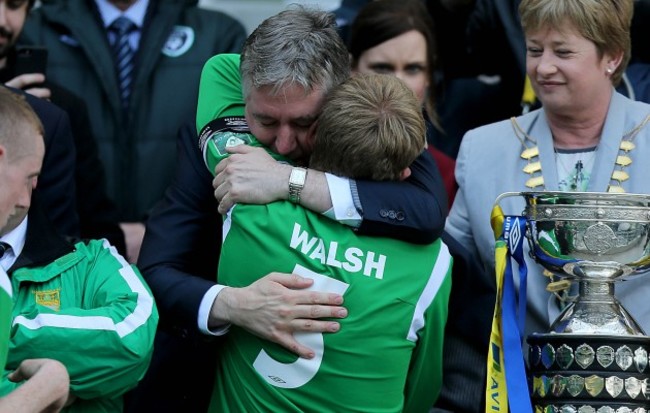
<box><xmin>288</xmin><ymin>167</ymin><xmax>308</xmax><ymax>204</ymax></box>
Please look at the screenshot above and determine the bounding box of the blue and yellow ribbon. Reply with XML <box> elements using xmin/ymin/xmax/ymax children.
<box><xmin>485</xmin><ymin>205</ymin><xmax>533</xmax><ymax>412</ymax></box>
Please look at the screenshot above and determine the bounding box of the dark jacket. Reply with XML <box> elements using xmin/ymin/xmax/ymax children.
<box><xmin>4</xmin><ymin>86</ymin><xmax>79</xmax><ymax>238</ymax></box>
<box><xmin>20</xmin><ymin>0</ymin><xmax>247</xmax><ymax>221</ymax></box>
<box><xmin>1</xmin><ymin>55</ymin><xmax>126</xmax><ymax>253</ymax></box>
<box><xmin>9</xmin><ymin>195</ymin><xmax>75</xmax><ymax>274</ymax></box>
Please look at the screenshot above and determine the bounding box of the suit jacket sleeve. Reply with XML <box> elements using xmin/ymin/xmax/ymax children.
<box><xmin>355</xmin><ymin>148</ymin><xmax>448</xmax><ymax>244</ymax></box>
<box><xmin>138</xmin><ymin>122</ymin><xmax>222</xmax><ymax>336</ymax></box>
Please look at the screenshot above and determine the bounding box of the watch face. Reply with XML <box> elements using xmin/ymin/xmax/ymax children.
<box><xmin>290</xmin><ymin>168</ymin><xmax>307</xmax><ymax>185</ymax></box>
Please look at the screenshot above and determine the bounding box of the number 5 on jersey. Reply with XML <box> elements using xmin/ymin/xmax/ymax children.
<box><xmin>253</xmin><ymin>264</ymin><xmax>349</xmax><ymax>389</ymax></box>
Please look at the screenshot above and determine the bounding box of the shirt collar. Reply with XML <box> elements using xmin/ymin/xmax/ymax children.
<box><xmin>0</xmin><ymin>216</ymin><xmax>28</xmax><ymax>268</ymax></box>
<box><xmin>95</xmin><ymin>0</ymin><xmax>149</xmax><ymax>29</ymax></box>
<box><xmin>1</xmin><ymin>216</ymin><xmax>28</xmax><ymax>257</ymax></box>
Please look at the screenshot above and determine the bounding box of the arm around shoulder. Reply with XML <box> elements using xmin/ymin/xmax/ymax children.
<box><xmin>355</xmin><ymin>149</ymin><xmax>448</xmax><ymax>244</ymax></box>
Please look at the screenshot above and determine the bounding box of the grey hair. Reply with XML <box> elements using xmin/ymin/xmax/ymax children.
<box><xmin>240</xmin><ymin>5</ymin><xmax>351</xmax><ymax>99</ymax></box>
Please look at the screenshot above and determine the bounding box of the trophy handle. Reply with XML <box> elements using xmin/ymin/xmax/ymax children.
<box><xmin>494</xmin><ymin>191</ymin><xmax>524</xmax><ymax>208</ymax></box>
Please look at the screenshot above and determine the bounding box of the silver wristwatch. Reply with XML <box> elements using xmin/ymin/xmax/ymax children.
<box><xmin>288</xmin><ymin>167</ymin><xmax>308</xmax><ymax>204</ymax></box>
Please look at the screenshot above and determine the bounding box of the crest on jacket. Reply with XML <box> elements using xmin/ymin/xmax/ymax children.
<box><xmin>162</xmin><ymin>25</ymin><xmax>194</xmax><ymax>57</ymax></box>
<box><xmin>34</xmin><ymin>288</ymin><xmax>61</xmax><ymax>311</ymax></box>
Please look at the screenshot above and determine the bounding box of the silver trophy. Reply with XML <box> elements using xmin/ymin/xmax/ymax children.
<box><xmin>496</xmin><ymin>191</ymin><xmax>650</xmax><ymax>412</ymax></box>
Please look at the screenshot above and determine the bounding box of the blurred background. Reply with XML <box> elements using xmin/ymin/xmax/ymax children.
<box><xmin>199</xmin><ymin>0</ymin><xmax>342</xmax><ymax>34</ymax></box>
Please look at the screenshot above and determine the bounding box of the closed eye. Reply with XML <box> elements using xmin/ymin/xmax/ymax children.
<box><xmin>368</xmin><ymin>63</ymin><xmax>395</xmax><ymax>74</ymax></box>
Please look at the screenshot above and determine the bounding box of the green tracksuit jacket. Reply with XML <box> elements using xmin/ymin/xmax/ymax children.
<box><xmin>1</xmin><ymin>235</ymin><xmax>158</xmax><ymax>412</ymax></box>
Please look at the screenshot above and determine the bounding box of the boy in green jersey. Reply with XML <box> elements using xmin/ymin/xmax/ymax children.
<box><xmin>199</xmin><ymin>61</ymin><xmax>452</xmax><ymax>411</ymax></box>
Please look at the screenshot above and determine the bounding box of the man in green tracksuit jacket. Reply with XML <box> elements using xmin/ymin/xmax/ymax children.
<box><xmin>19</xmin><ymin>0</ymin><xmax>247</xmax><ymax>226</ymax></box>
<box><xmin>0</xmin><ymin>198</ymin><xmax>158</xmax><ymax>412</ymax></box>
<box><xmin>198</xmin><ymin>52</ymin><xmax>452</xmax><ymax>412</ymax></box>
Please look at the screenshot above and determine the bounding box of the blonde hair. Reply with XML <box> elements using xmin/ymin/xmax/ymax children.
<box><xmin>309</xmin><ymin>74</ymin><xmax>425</xmax><ymax>181</ymax></box>
<box><xmin>519</xmin><ymin>0</ymin><xmax>633</xmax><ymax>86</ymax></box>
<box><xmin>0</xmin><ymin>88</ymin><xmax>44</xmax><ymax>161</ymax></box>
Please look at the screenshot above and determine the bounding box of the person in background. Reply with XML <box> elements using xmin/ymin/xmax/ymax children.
<box><xmin>0</xmin><ymin>86</ymin><xmax>158</xmax><ymax>413</ymax></box>
<box><xmin>131</xmin><ymin>5</ymin><xmax>449</xmax><ymax>412</ymax></box>
<box><xmin>201</xmin><ymin>69</ymin><xmax>452</xmax><ymax>412</ymax></box>
<box><xmin>19</xmin><ymin>0</ymin><xmax>247</xmax><ymax>262</ymax></box>
<box><xmin>349</xmin><ymin>0</ymin><xmax>457</xmax><ymax>208</ymax></box>
<box><xmin>0</xmin><ymin>86</ymin><xmax>71</xmax><ymax>413</ymax></box>
<box><xmin>445</xmin><ymin>0</ymin><xmax>650</xmax><ymax>406</ymax></box>
<box><xmin>0</xmin><ymin>0</ymin><xmax>125</xmax><ymax>253</ymax></box>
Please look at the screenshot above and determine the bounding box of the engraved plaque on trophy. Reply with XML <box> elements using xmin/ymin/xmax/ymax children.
<box><xmin>496</xmin><ymin>191</ymin><xmax>650</xmax><ymax>412</ymax></box>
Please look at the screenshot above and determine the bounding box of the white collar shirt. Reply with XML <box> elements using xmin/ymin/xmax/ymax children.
<box><xmin>0</xmin><ymin>217</ymin><xmax>28</xmax><ymax>272</ymax></box>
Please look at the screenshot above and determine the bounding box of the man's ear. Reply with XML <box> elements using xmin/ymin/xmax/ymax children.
<box><xmin>399</xmin><ymin>167</ymin><xmax>412</xmax><ymax>181</ymax></box>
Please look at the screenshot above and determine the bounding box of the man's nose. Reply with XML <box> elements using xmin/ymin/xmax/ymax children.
<box><xmin>274</xmin><ymin>125</ymin><xmax>296</xmax><ymax>155</ymax></box>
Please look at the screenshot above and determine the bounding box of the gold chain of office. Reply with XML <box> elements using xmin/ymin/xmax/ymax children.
<box><xmin>510</xmin><ymin>114</ymin><xmax>650</xmax><ymax>301</ymax></box>
<box><xmin>512</xmin><ymin>114</ymin><xmax>650</xmax><ymax>192</ymax></box>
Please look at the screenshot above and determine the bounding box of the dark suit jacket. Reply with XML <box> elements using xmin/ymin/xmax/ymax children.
<box><xmin>128</xmin><ymin>120</ymin><xmax>447</xmax><ymax>412</ymax></box>
<box><xmin>4</xmin><ymin>86</ymin><xmax>80</xmax><ymax>238</ymax></box>
<box><xmin>8</xmin><ymin>195</ymin><xmax>74</xmax><ymax>274</ymax></box>
<box><xmin>47</xmin><ymin>83</ymin><xmax>126</xmax><ymax>254</ymax></box>
<box><xmin>1</xmin><ymin>50</ymin><xmax>126</xmax><ymax>253</ymax></box>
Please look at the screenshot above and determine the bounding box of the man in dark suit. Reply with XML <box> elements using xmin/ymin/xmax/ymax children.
<box><xmin>130</xmin><ymin>7</ymin><xmax>448</xmax><ymax>412</ymax></box>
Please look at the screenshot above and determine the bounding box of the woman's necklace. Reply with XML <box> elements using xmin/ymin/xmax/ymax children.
<box><xmin>554</xmin><ymin>146</ymin><xmax>598</xmax><ymax>191</ymax></box>
<box><xmin>511</xmin><ymin>114</ymin><xmax>650</xmax><ymax>192</ymax></box>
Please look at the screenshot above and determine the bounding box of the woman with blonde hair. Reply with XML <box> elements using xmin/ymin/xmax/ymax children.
<box><xmin>447</xmin><ymin>0</ymin><xmax>650</xmax><ymax>338</ymax></box>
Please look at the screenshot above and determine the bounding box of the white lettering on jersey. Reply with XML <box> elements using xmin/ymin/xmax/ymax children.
<box><xmin>289</xmin><ymin>223</ymin><xmax>385</xmax><ymax>279</ymax></box>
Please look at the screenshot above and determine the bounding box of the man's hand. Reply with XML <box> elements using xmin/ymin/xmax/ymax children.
<box><xmin>7</xmin><ymin>358</ymin><xmax>73</xmax><ymax>412</ymax></box>
<box><xmin>5</xmin><ymin>73</ymin><xmax>51</xmax><ymax>100</ymax></box>
<box><xmin>213</xmin><ymin>145</ymin><xmax>291</xmax><ymax>214</ymax></box>
<box><xmin>119</xmin><ymin>222</ymin><xmax>146</xmax><ymax>264</ymax></box>
<box><xmin>210</xmin><ymin>272</ymin><xmax>347</xmax><ymax>359</ymax></box>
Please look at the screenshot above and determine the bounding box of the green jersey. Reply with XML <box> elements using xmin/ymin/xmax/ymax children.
<box><xmin>210</xmin><ymin>203</ymin><xmax>452</xmax><ymax>412</ymax></box>
<box><xmin>0</xmin><ymin>269</ymin><xmax>11</xmax><ymax>372</ymax></box>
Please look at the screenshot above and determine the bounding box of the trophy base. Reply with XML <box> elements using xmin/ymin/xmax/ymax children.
<box><xmin>551</xmin><ymin>298</ymin><xmax>646</xmax><ymax>336</ymax></box>
<box><xmin>528</xmin><ymin>334</ymin><xmax>650</xmax><ymax>412</ymax></box>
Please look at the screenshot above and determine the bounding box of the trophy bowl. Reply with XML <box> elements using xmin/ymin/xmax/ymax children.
<box><xmin>520</xmin><ymin>191</ymin><xmax>650</xmax><ymax>336</ymax></box>
<box><xmin>496</xmin><ymin>191</ymin><xmax>650</xmax><ymax>412</ymax></box>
